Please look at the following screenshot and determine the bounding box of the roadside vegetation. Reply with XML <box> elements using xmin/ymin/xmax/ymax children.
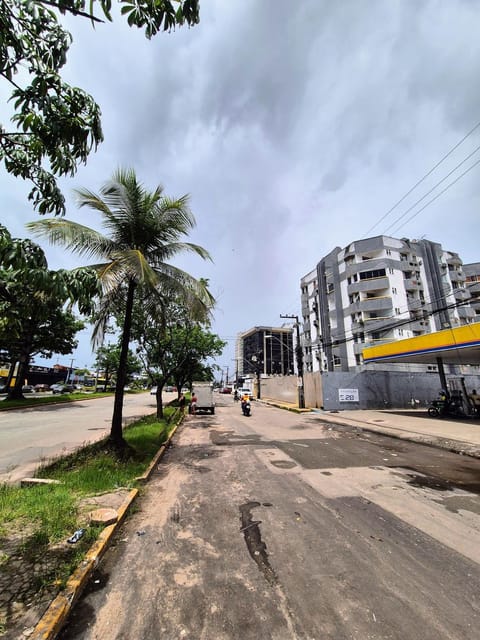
<box><xmin>0</xmin><ymin>409</ymin><xmax>178</xmax><ymax>603</ymax></box>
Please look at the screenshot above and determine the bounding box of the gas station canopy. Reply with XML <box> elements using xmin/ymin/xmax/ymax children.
<box><xmin>362</xmin><ymin>322</ymin><xmax>480</xmax><ymax>366</ymax></box>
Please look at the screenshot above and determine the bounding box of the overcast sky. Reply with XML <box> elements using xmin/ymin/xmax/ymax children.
<box><xmin>3</xmin><ymin>0</ymin><xmax>480</xmax><ymax>377</ymax></box>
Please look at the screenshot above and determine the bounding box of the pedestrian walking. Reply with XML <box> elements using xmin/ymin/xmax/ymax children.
<box><xmin>191</xmin><ymin>393</ymin><xmax>197</xmax><ymax>415</ymax></box>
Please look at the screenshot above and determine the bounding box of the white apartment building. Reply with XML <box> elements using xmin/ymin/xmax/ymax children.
<box><xmin>301</xmin><ymin>235</ymin><xmax>476</xmax><ymax>373</ymax></box>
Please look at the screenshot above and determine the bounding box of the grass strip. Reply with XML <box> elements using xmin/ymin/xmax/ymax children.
<box><xmin>0</xmin><ymin>409</ymin><xmax>176</xmax><ymax>543</ymax></box>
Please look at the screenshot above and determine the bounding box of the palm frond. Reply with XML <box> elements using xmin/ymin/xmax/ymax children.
<box><xmin>26</xmin><ymin>219</ymin><xmax>114</xmax><ymax>260</ymax></box>
<box><xmin>150</xmin><ymin>241</ymin><xmax>212</xmax><ymax>264</ymax></box>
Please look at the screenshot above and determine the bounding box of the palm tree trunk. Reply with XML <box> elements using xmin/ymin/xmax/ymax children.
<box><xmin>110</xmin><ymin>280</ymin><xmax>136</xmax><ymax>449</ymax></box>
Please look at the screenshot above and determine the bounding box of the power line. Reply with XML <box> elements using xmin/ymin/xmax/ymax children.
<box><xmin>389</xmin><ymin>156</ymin><xmax>480</xmax><ymax>235</ymax></box>
<box><xmin>383</xmin><ymin>143</ymin><xmax>480</xmax><ymax>235</ymax></box>
<box><xmin>363</xmin><ymin>119</ymin><xmax>480</xmax><ymax>238</ymax></box>
<box><xmin>319</xmin><ymin>283</ymin><xmax>479</xmax><ymax>351</ymax></box>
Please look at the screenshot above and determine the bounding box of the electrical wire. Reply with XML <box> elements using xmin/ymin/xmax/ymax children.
<box><xmin>382</xmin><ymin>144</ymin><xmax>480</xmax><ymax>235</ymax></box>
<box><xmin>363</xmin><ymin>119</ymin><xmax>480</xmax><ymax>238</ymax></box>
<box><xmin>388</xmin><ymin>156</ymin><xmax>480</xmax><ymax>236</ymax></box>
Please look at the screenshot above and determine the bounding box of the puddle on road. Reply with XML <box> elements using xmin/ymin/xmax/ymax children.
<box><xmin>239</xmin><ymin>501</ymin><xmax>277</xmax><ymax>585</ymax></box>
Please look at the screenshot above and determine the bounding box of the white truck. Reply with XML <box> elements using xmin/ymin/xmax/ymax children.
<box><xmin>191</xmin><ymin>381</ymin><xmax>215</xmax><ymax>414</ymax></box>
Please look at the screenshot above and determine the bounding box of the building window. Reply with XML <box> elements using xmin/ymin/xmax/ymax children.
<box><xmin>359</xmin><ymin>268</ymin><xmax>386</xmax><ymax>280</ymax></box>
<box><xmin>395</xmin><ymin>307</ymin><xmax>400</xmax><ymax>315</ymax></box>
<box><xmin>392</xmin><ymin>287</ymin><xmax>397</xmax><ymax>294</ymax></box>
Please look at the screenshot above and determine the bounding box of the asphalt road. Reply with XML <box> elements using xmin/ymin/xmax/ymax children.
<box><xmin>0</xmin><ymin>392</ymin><xmax>160</xmax><ymax>483</ymax></box>
<box><xmin>59</xmin><ymin>396</ymin><xmax>480</xmax><ymax>640</ymax></box>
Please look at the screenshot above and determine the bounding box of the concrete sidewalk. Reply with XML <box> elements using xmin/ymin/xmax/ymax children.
<box><xmin>260</xmin><ymin>398</ymin><xmax>480</xmax><ymax>459</ymax></box>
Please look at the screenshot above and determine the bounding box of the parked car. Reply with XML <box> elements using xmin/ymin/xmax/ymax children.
<box><xmin>34</xmin><ymin>384</ymin><xmax>50</xmax><ymax>392</ymax></box>
<box><xmin>22</xmin><ymin>385</ymin><xmax>35</xmax><ymax>393</ymax></box>
<box><xmin>50</xmin><ymin>383</ymin><xmax>75</xmax><ymax>394</ymax></box>
<box><xmin>150</xmin><ymin>387</ymin><xmax>157</xmax><ymax>395</ymax></box>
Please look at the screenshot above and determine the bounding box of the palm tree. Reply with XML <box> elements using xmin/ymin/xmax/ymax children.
<box><xmin>27</xmin><ymin>168</ymin><xmax>214</xmax><ymax>450</ymax></box>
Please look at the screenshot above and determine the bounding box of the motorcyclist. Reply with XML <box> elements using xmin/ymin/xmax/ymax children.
<box><xmin>233</xmin><ymin>389</ymin><xmax>239</xmax><ymax>402</ymax></box>
<box><xmin>241</xmin><ymin>392</ymin><xmax>250</xmax><ymax>415</ymax></box>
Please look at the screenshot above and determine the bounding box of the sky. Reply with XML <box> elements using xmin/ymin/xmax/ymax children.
<box><xmin>2</xmin><ymin>0</ymin><xmax>480</xmax><ymax>378</ymax></box>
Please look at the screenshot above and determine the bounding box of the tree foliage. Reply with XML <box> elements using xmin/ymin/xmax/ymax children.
<box><xmin>0</xmin><ymin>0</ymin><xmax>200</xmax><ymax>215</ymax></box>
<box><xmin>94</xmin><ymin>342</ymin><xmax>142</xmax><ymax>388</ymax></box>
<box><xmin>131</xmin><ymin>295</ymin><xmax>225</xmax><ymax>418</ymax></box>
<box><xmin>0</xmin><ymin>224</ymin><xmax>97</xmax><ymax>398</ymax></box>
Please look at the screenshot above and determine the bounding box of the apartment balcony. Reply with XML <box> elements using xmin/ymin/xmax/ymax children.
<box><xmin>363</xmin><ymin>336</ymin><xmax>394</xmax><ymax>349</ymax></box>
<box><xmin>399</xmin><ymin>258</ymin><xmax>421</xmax><ymax>270</ymax></box>
<box><xmin>364</xmin><ymin>316</ymin><xmax>394</xmax><ymax>332</ymax></box>
<box><xmin>345</xmin><ymin>259</ymin><xmax>389</xmax><ymax>276</ymax></box>
<box><xmin>450</xmin><ymin>269</ymin><xmax>465</xmax><ymax>282</ymax></box>
<box><xmin>404</xmin><ymin>278</ymin><xmax>422</xmax><ymax>291</ymax></box>
<box><xmin>458</xmin><ymin>307</ymin><xmax>476</xmax><ymax>320</ymax></box>
<box><xmin>358</xmin><ymin>296</ymin><xmax>393</xmax><ymax>313</ymax></box>
<box><xmin>453</xmin><ymin>288</ymin><xmax>471</xmax><ymax>302</ymax></box>
<box><xmin>446</xmin><ymin>254</ymin><xmax>462</xmax><ymax>267</ymax></box>
<box><xmin>409</xmin><ymin>319</ymin><xmax>430</xmax><ymax>332</ymax></box>
<box><xmin>347</xmin><ymin>276</ymin><xmax>390</xmax><ymax>295</ymax></box>
<box><xmin>407</xmin><ymin>297</ymin><xmax>425</xmax><ymax>311</ymax></box>
<box><xmin>351</xmin><ymin>320</ymin><xmax>365</xmax><ymax>332</ymax></box>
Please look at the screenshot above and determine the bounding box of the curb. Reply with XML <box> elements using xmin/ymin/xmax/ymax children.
<box><xmin>258</xmin><ymin>399</ymin><xmax>310</xmax><ymax>414</ymax></box>
<box><xmin>30</xmin><ymin>419</ymin><xmax>182</xmax><ymax>640</ymax></box>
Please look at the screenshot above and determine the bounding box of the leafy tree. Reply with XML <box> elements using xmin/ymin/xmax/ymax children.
<box><xmin>94</xmin><ymin>342</ymin><xmax>141</xmax><ymax>389</ymax></box>
<box><xmin>0</xmin><ymin>0</ymin><xmax>200</xmax><ymax>215</ymax></box>
<box><xmin>27</xmin><ymin>168</ymin><xmax>214</xmax><ymax>449</ymax></box>
<box><xmin>132</xmin><ymin>297</ymin><xmax>225</xmax><ymax>418</ymax></box>
<box><xmin>0</xmin><ymin>225</ymin><xmax>97</xmax><ymax>398</ymax></box>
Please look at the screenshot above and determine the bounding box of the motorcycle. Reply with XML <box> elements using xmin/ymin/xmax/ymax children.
<box><xmin>241</xmin><ymin>399</ymin><xmax>251</xmax><ymax>417</ymax></box>
<box><xmin>428</xmin><ymin>393</ymin><xmax>466</xmax><ymax>418</ymax></box>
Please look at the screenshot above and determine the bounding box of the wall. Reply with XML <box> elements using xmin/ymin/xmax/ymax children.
<box><xmin>260</xmin><ymin>376</ymin><xmax>298</xmax><ymax>404</ymax></box>
<box><xmin>259</xmin><ymin>369</ymin><xmax>480</xmax><ymax>412</ymax></box>
<box><xmin>320</xmin><ymin>370</ymin><xmax>480</xmax><ymax>411</ymax></box>
<box><xmin>304</xmin><ymin>371</ymin><xmax>323</xmax><ymax>408</ymax></box>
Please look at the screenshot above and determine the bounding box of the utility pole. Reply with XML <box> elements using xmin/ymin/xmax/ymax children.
<box><xmin>65</xmin><ymin>358</ymin><xmax>75</xmax><ymax>384</ymax></box>
<box><xmin>280</xmin><ymin>314</ymin><xmax>305</xmax><ymax>408</ymax></box>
